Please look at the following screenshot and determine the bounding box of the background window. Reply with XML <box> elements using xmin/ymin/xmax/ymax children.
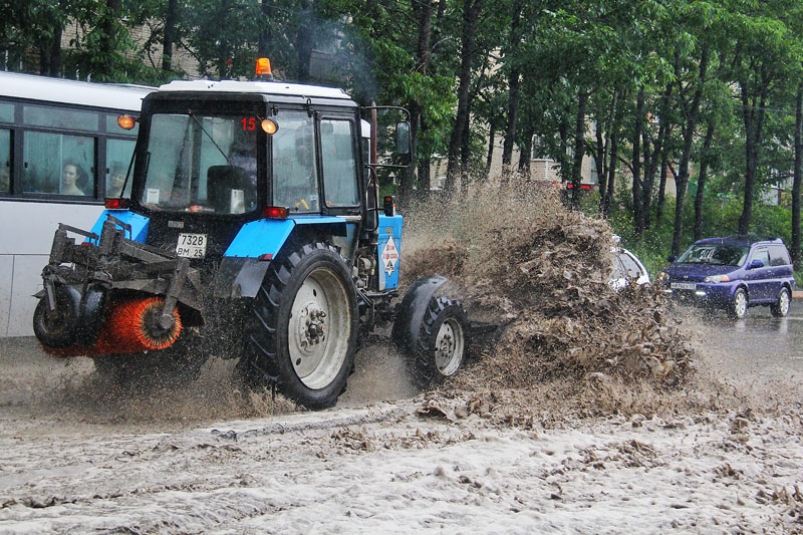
<box><xmin>106</xmin><ymin>138</ymin><xmax>136</xmax><ymax>197</ymax></box>
<box><xmin>0</xmin><ymin>129</ymin><xmax>10</xmax><ymax>193</ymax></box>
<box><xmin>23</xmin><ymin>131</ymin><xmax>95</xmax><ymax>196</ymax></box>
<box><xmin>24</xmin><ymin>105</ymin><xmax>98</xmax><ymax>132</ymax></box>
<box><xmin>0</xmin><ymin>103</ymin><xmax>13</xmax><ymax>124</ymax></box>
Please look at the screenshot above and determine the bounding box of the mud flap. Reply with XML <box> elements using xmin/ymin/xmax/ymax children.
<box><xmin>391</xmin><ymin>275</ymin><xmax>447</xmax><ymax>354</ymax></box>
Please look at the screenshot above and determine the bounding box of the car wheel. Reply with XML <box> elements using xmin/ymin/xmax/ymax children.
<box><xmin>727</xmin><ymin>288</ymin><xmax>748</xmax><ymax>319</ymax></box>
<box><xmin>770</xmin><ymin>287</ymin><xmax>791</xmax><ymax>318</ymax></box>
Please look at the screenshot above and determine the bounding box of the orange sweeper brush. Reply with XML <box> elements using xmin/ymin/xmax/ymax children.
<box><xmin>42</xmin><ymin>297</ymin><xmax>182</xmax><ymax>357</ymax></box>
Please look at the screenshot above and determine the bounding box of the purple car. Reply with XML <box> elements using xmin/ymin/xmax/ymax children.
<box><xmin>657</xmin><ymin>235</ymin><xmax>795</xmax><ymax>319</ymax></box>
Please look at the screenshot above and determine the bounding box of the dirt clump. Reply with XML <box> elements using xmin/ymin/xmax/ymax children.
<box><xmin>401</xmin><ymin>176</ymin><xmax>695</xmax><ymax>421</ymax></box>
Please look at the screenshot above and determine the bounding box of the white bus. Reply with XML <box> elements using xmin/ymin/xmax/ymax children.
<box><xmin>0</xmin><ymin>71</ymin><xmax>153</xmax><ymax>337</ymax></box>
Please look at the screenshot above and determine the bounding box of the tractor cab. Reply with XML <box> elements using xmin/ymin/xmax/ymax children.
<box><xmin>109</xmin><ymin>80</ymin><xmax>368</xmax><ymax>270</ymax></box>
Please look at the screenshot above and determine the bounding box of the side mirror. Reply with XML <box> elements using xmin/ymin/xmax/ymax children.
<box><xmin>395</xmin><ymin>122</ymin><xmax>411</xmax><ymax>155</ymax></box>
<box><xmin>748</xmin><ymin>259</ymin><xmax>765</xmax><ymax>269</ymax></box>
<box><xmin>667</xmin><ymin>255</ymin><xmax>677</xmax><ymax>263</ymax></box>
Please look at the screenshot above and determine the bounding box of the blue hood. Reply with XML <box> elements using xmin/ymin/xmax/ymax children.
<box><xmin>662</xmin><ymin>263</ymin><xmax>740</xmax><ymax>281</ymax></box>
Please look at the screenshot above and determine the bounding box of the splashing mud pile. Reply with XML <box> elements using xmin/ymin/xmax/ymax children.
<box><xmin>402</xmin><ymin>178</ymin><xmax>696</xmax><ymax>419</ymax></box>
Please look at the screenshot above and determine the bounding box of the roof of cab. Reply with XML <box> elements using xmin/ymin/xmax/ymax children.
<box><xmin>0</xmin><ymin>71</ymin><xmax>153</xmax><ymax>112</ymax></box>
<box><xmin>158</xmin><ymin>79</ymin><xmax>352</xmax><ymax>101</ymax></box>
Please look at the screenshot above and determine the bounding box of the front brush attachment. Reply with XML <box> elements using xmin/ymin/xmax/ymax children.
<box><xmin>40</xmin><ymin>297</ymin><xmax>182</xmax><ymax>357</ymax></box>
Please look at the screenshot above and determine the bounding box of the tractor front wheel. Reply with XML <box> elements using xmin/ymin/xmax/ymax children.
<box><xmin>244</xmin><ymin>243</ymin><xmax>358</xmax><ymax>410</ymax></box>
<box><xmin>410</xmin><ymin>296</ymin><xmax>468</xmax><ymax>386</ymax></box>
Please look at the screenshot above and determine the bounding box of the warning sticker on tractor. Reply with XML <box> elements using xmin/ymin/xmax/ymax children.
<box><xmin>381</xmin><ymin>236</ymin><xmax>399</xmax><ymax>276</ymax></box>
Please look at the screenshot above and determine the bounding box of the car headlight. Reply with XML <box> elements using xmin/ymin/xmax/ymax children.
<box><xmin>704</xmin><ymin>274</ymin><xmax>730</xmax><ymax>283</ymax></box>
<box><xmin>656</xmin><ymin>272</ymin><xmax>668</xmax><ymax>283</ymax></box>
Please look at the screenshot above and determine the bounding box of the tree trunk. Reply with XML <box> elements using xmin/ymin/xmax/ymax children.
<box><xmin>792</xmin><ymin>85</ymin><xmax>803</xmax><ymax>269</ymax></box>
<box><xmin>162</xmin><ymin>0</ymin><xmax>179</xmax><ymax>73</ymax></box>
<box><xmin>216</xmin><ymin>0</ymin><xmax>230</xmax><ymax>78</ymax></box>
<box><xmin>39</xmin><ymin>26</ymin><xmax>62</xmax><ymax>77</ymax></box>
<box><xmin>406</xmin><ymin>0</ymin><xmax>435</xmax><ymax>205</ymax></box>
<box><xmin>656</xmin><ymin>156</ymin><xmax>668</xmax><ymax>223</ymax></box>
<box><xmin>502</xmin><ymin>0</ymin><xmax>524</xmax><ymax>168</ymax></box>
<box><xmin>295</xmin><ymin>0</ymin><xmax>314</xmax><ymax>82</ymax></box>
<box><xmin>518</xmin><ymin>123</ymin><xmax>534</xmax><ymax>177</ymax></box>
<box><xmin>460</xmin><ymin>97</ymin><xmax>472</xmax><ymax>191</ymax></box>
<box><xmin>570</xmin><ymin>90</ymin><xmax>588</xmax><ymax>210</ymax></box>
<box><xmin>400</xmin><ymin>100</ymin><xmax>420</xmax><ymax>204</ymax></box>
<box><xmin>486</xmin><ymin>123</ymin><xmax>496</xmax><ymax>175</ymax></box>
<box><xmin>640</xmin><ymin>85</ymin><xmax>671</xmax><ymax>231</ymax></box>
<box><xmin>693</xmin><ymin>120</ymin><xmax>715</xmax><ymax>241</ymax></box>
<box><xmin>632</xmin><ymin>87</ymin><xmax>644</xmax><ymax>234</ymax></box>
<box><xmin>99</xmin><ymin>0</ymin><xmax>121</xmax><ymax>79</ymax></box>
<box><xmin>445</xmin><ymin>0</ymin><xmax>482</xmax><ymax>195</ymax></box>
<box><xmin>603</xmin><ymin>131</ymin><xmax>617</xmax><ymax>217</ymax></box>
<box><xmin>671</xmin><ymin>45</ymin><xmax>708</xmax><ymax>255</ymax></box>
<box><xmin>738</xmin><ymin>65</ymin><xmax>769</xmax><ymax>235</ymax></box>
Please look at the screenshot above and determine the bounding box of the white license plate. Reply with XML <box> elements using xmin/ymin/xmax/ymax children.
<box><xmin>671</xmin><ymin>282</ymin><xmax>697</xmax><ymax>290</ymax></box>
<box><xmin>176</xmin><ymin>233</ymin><xmax>207</xmax><ymax>258</ymax></box>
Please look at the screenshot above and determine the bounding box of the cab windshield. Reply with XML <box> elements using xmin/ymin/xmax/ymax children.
<box><xmin>140</xmin><ymin>112</ymin><xmax>257</xmax><ymax>214</ymax></box>
<box><xmin>676</xmin><ymin>244</ymin><xmax>749</xmax><ymax>266</ymax></box>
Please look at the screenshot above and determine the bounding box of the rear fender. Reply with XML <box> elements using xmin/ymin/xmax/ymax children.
<box><xmin>216</xmin><ymin>217</ymin><xmax>348</xmax><ymax>298</ymax></box>
<box><xmin>391</xmin><ymin>275</ymin><xmax>447</xmax><ymax>354</ymax></box>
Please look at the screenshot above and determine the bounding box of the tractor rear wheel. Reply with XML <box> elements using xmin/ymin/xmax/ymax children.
<box><xmin>243</xmin><ymin>243</ymin><xmax>358</xmax><ymax>409</ymax></box>
<box><xmin>410</xmin><ymin>296</ymin><xmax>468</xmax><ymax>386</ymax></box>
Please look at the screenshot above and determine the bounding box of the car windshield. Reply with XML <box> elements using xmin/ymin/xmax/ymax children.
<box><xmin>140</xmin><ymin>111</ymin><xmax>257</xmax><ymax>214</ymax></box>
<box><xmin>676</xmin><ymin>244</ymin><xmax>749</xmax><ymax>266</ymax></box>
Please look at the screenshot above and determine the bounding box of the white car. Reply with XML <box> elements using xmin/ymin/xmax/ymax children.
<box><xmin>610</xmin><ymin>248</ymin><xmax>650</xmax><ymax>291</ymax></box>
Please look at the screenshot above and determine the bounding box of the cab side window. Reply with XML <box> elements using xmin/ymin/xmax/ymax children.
<box><xmin>272</xmin><ymin>111</ymin><xmax>318</xmax><ymax>213</ymax></box>
<box><xmin>320</xmin><ymin>118</ymin><xmax>358</xmax><ymax>207</ymax></box>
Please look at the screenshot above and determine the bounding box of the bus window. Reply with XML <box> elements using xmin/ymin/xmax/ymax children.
<box><xmin>0</xmin><ymin>103</ymin><xmax>12</xmax><ymax>123</ymax></box>
<box><xmin>106</xmin><ymin>138</ymin><xmax>135</xmax><ymax>198</ymax></box>
<box><xmin>24</xmin><ymin>104</ymin><xmax>99</xmax><ymax>131</ymax></box>
<box><xmin>320</xmin><ymin>118</ymin><xmax>358</xmax><ymax>207</ymax></box>
<box><xmin>0</xmin><ymin>129</ymin><xmax>10</xmax><ymax>193</ymax></box>
<box><xmin>22</xmin><ymin>131</ymin><xmax>95</xmax><ymax>196</ymax></box>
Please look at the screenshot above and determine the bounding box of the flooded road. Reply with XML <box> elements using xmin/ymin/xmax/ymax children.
<box><xmin>675</xmin><ymin>298</ymin><xmax>803</xmax><ymax>382</ymax></box>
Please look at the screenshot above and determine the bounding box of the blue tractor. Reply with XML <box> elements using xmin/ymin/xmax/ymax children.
<box><xmin>32</xmin><ymin>63</ymin><xmax>476</xmax><ymax>409</ymax></box>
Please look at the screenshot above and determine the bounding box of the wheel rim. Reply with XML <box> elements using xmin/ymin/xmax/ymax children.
<box><xmin>734</xmin><ymin>291</ymin><xmax>747</xmax><ymax>317</ymax></box>
<box><xmin>434</xmin><ymin>317</ymin><xmax>465</xmax><ymax>376</ymax></box>
<box><xmin>288</xmin><ymin>267</ymin><xmax>351</xmax><ymax>389</ymax></box>
<box><xmin>779</xmin><ymin>290</ymin><xmax>790</xmax><ymax>315</ymax></box>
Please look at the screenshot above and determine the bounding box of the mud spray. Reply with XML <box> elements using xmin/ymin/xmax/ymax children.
<box><xmin>401</xmin><ymin>177</ymin><xmax>803</xmax><ymax>426</ymax></box>
<box><xmin>4</xmin><ymin>174</ymin><xmax>800</xmax><ymax>428</ymax></box>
